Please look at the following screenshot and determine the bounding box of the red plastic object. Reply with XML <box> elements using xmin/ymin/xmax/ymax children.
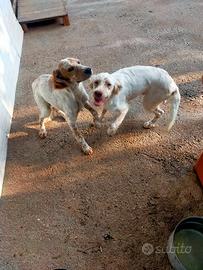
<box><xmin>194</xmin><ymin>153</ymin><xmax>203</xmax><ymax>186</ymax></box>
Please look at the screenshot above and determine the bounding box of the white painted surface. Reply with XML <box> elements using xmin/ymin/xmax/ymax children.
<box><xmin>0</xmin><ymin>0</ymin><xmax>23</xmax><ymax>195</ymax></box>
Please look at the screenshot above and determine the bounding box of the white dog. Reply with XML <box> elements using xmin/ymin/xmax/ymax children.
<box><xmin>32</xmin><ymin>57</ymin><xmax>99</xmax><ymax>155</ymax></box>
<box><xmin>89</xmin><ymin>66</ymin><xmax>181</xmax><ymax>136</ymax></box>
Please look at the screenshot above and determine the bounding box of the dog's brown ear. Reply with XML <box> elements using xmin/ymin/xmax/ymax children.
<box><xmin>89</xmin><ymin>81</ymin><xmax>93</xmax><ymax>90</ymax></box>
<box><xmin>112</xmin><ymin>80</ymin><xmax>121</xmax><ymax>95</ymax></box>
<box><xmin>52</xmin><ymin>69</ymin><xmax>69</xmax><ymax>89</ymax></box>
<box><xmin>88</xmin><ymin>76</ymin><xmax>95</xmax><ymax>90</ymax></box>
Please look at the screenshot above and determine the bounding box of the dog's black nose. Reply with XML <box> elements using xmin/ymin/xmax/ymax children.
<box><xmin>94</xmin><ymin>91</ymin><xmax>102</xmax><ymax>98</ymax></box>
<box><xmin>84</xmin><ymin>68</ymin><xmax>92</xmax><ymax>75</ymax></box>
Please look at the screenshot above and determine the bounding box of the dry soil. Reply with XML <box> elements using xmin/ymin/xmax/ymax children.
<box><xmin>0</xmin><ymin>0</ymin><xmax>203</xmax><ymax>270</ymax></box>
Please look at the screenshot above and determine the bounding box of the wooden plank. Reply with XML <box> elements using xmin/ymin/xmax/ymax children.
<box><xmin>63</xmin><ymin>15</ymin><xmax>70</xmax><ymax>26</ymax></box>
<box><xmin>18</xmin><ymin>0</ymin><xmax>68</xmax><ymax>23</ymax></box>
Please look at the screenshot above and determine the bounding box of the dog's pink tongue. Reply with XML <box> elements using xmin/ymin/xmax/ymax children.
<box><xmin>94</xmin><ymin>98</ymin><xmax>103</xmax><ymax>106</ymax></box>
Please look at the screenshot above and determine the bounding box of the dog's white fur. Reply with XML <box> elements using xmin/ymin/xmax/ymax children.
<box><xmin>89</xmin><ymin>66</ymin><xmax>181</xmax><ymax>135</ymax></box>
<box><xmin>32</xmin><ymin>58</ymin><xmax>99</xmax><ymax>155</ymax></box>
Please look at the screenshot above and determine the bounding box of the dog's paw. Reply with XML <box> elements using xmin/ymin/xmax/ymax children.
<box><xmin>82</xmin><ymin>145</ymin><xmax>93</xmax><ymax>155</ymax></box>
<box><xmin>143</xmin><ymin>121</ymin><xmax>155</xmax><ymax>129</ymax></box>
<box><xmin>107</xmin><ymin>125</ymin><xmax>117</xmax><ymax>136</ymax></box>
<box><xmin>39</xmin><ymin>130</ymin><xmax>47</xmax><ymax>139</ymax></box>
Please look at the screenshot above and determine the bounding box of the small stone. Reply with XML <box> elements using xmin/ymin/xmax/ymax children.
<box><xmin>103</xmin><ymin>233</ymin><xmax>114</xmax><ymax>240</ymax></box>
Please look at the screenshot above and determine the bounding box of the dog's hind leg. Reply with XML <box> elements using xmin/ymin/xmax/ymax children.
<box><xmin>39</xmin><ymin>106</ymin><xmax>51</xmax><ymax>138</ymax></box>
<box><xmin>143</xmin><ymin>94</ymin><xmax>165</xmax><ymax>129</ymax></box>
<box><xmin>50</xmin><ymin>107</ymin><xmax>68</xmax><ymax>122</ymax></box>
<box><xmin>143</xmin><ymin>106</ymin><xmax>164</xmax><ymax>129</ymax></box>
<box><xmin>34</xmin><ymin>94</ymin><xmax>51</xmax><ymax>138</ymax></box>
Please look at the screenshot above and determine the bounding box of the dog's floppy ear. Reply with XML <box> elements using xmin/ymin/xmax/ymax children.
<box><xmin>52</xmin><ymin>69</ymin><xmax>70</xmax><ymax>89</ymax></box>
<box><xmin>88</xmin><ymin>75</ymin><xmax>95</xmax><ymax>90</ymax></box>
<box><xmin>112</xmin><ymin>80</ymin><xmax>121</xmax><ymax>95</ymax></box>
<box><xmin>89</xmin><ymin>80</ymin><xmax>94</xmax><ymax>90</ymax></box>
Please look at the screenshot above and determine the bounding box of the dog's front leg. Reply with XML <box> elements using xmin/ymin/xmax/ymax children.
<box><xmin>100</xmin><ymin>108</ymin><xmax>107</xmax><ymax>122</ymax></box>
<box><xmin>84</xmin><ymin>101</ymin><xmax>101</xmax><ymax>128</ymax></box>
<box><xmin>107</xmin><ymin>107</ymin><xmax>129</xmax><ymax>136</ymax></box>
<box><xmin>69</xmin><ymin>121</ymin><xmax>93</xmax><ymax>155</ymax></box>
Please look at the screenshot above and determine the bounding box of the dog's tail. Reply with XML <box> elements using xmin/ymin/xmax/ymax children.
<box><xmin>167</xmin><ymin>85</ymin><xmax>181</xmax><ymax>131</ymax></box>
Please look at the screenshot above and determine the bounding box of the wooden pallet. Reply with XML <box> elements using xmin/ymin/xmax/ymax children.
<box><xmin>17</xmin><ymin>0</ymin><xmax>70</xmax><ymax>32</ymax></box>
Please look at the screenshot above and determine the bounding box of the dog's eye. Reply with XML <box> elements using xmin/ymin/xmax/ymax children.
<box><xmin>94</xmin><ymin>80</ymin><xmax>99</xmax><ymax>87</ymax></box>
<box><xmin>106</xmin><ymin>82</ymin><xmax>112</xmax><ymax>88</ymax></box>
<box><xmin>77</xmin><ymin>61</ymin><xmax>80</xmax><ymax>64</ymax></box>
<box><xmin>68</xmin><ymin>67</ymin><xmax>74</xmax><ymax>72</ymax></box>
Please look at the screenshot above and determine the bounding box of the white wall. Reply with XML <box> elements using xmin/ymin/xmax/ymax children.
<box><xmin>0</xmin><ymin>0</ymin><xmax>23</xmax><ymax>195</ymax></box>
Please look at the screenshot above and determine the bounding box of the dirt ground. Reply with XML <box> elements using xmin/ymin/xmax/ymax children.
<box><xmin>0</xmin><ymin>0</ymin><xmax>203</xmax><ymax>269</ymax></box>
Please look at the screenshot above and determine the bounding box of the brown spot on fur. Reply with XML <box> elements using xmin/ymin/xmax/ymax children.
<box><xmin>52</xmin><ymin>69</ymin><xmax>70</xmax><ymax>89</ymax></box>
<box><xmin>58</xmin><ymin>66</ymin><xmax>72</xmax><ymax>79</ymax></box>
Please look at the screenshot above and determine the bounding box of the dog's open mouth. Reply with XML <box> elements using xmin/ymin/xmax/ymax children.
<box><xmin>94</xmin><ymin>97</ymin><xmax>104</xmax><ymax>106</ymax></box>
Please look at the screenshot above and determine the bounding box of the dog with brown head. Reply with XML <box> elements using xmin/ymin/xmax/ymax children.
<box><xmin>32</xmin><ymin>57</ymin><xmax>100</xmax><ymax>155</ymax></box>
<box><xmin>52</xmin><ymin>57</ymin><xmax>92</xmax><ymax>89</ymax></box>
